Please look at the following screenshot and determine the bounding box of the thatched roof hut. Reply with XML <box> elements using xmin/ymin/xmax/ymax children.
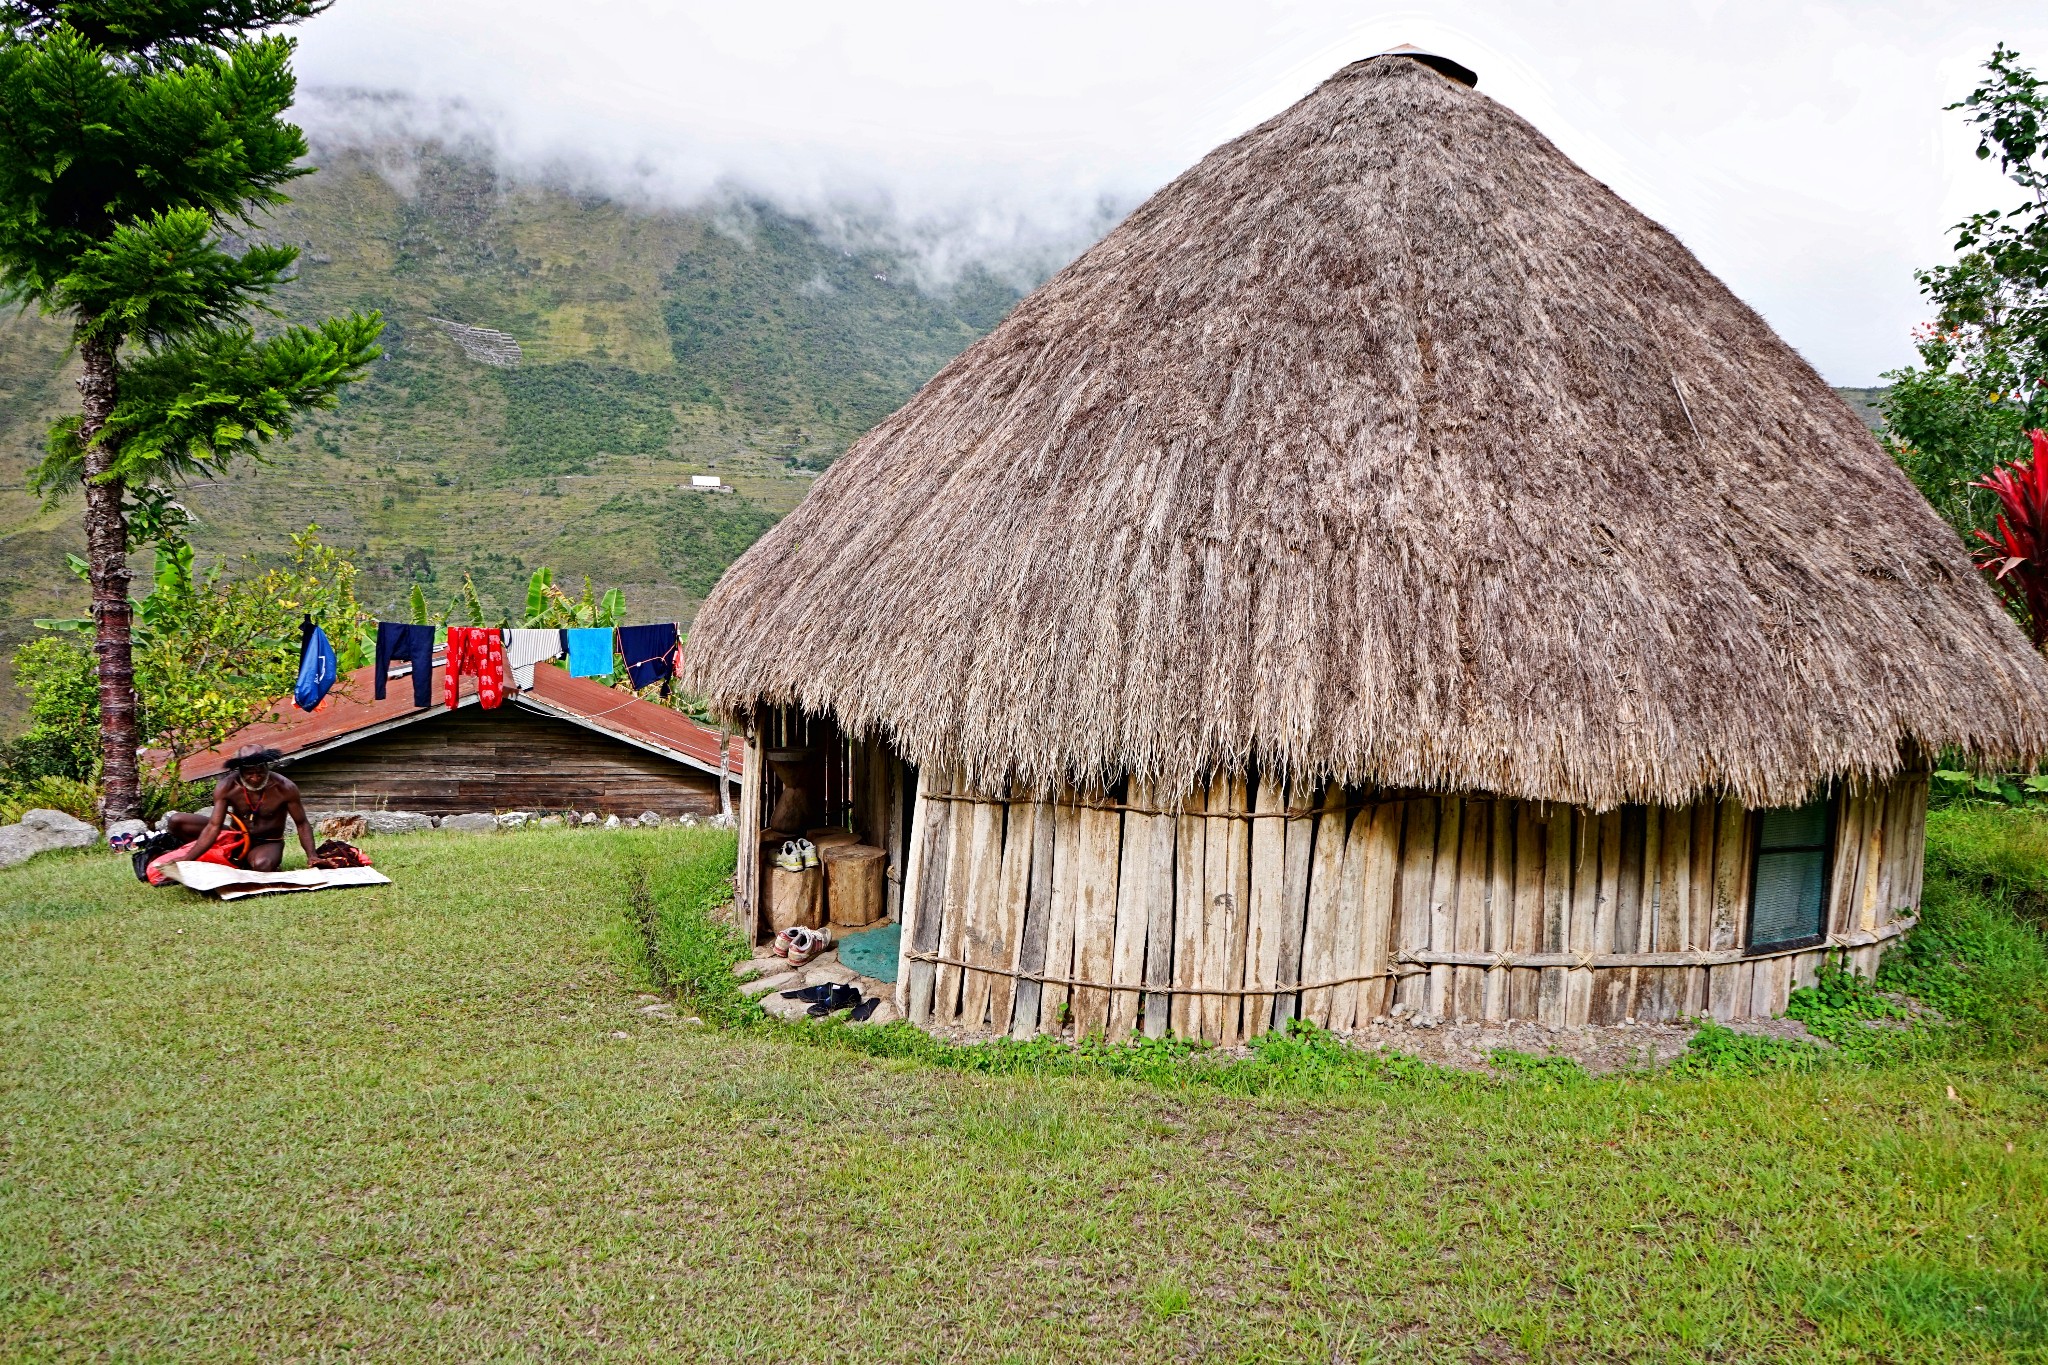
<box><xmin>685</xmin><ymin>53</ymin><xmax>2048</xmax><ymax>1040</ymax></box>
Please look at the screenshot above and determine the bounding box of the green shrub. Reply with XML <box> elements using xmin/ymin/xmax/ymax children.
<box><xmin>1881</xmin><ymin>805</ymin><xmax>2048</xmax><ymax>1053</ymax></box>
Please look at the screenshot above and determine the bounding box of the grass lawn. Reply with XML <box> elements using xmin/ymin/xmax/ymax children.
<box><xmin>1</xmin><ymin>820</ymin><xmax>2044</xmax><ymax>1362</ymax></box>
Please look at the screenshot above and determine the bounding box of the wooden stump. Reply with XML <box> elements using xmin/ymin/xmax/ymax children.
<box><xmin>807</xmin><ymin>827</ymin><xmax>860</xmax><ymax>852</ymax></box>
<box><xmin>766</xmin><ymin>865</ymin><xmax>823</xmax><ymax>932</ymax></box>
<box><xmin>825</xmin><ymin>843</ymin><xmax>888</xmax><ymax>927</ymax></box>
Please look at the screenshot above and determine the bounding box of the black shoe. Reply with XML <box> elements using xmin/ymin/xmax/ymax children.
<box><xmin>780</xmin><ymin>983</ymin><xmax>837</xmax><ymax>1002</ymax></box>
<box><xmin>806</xmin><ymin>983</ymin><xmax>863</xmax><ymax>1017</ymax></box>
<box><xmin>848</xmin><ymin>996</ymin><xmax>881</xmax><ymax>1022</ymax></box>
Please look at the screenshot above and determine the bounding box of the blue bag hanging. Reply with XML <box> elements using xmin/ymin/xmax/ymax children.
<box><xmin>295</xmin><ymin>616</ymin><xmax>338</xmax><ymax>711</ymax></box>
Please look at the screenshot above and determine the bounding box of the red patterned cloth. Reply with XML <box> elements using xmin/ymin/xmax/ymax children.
<box><xmin>444</xmin><ymin>627</ymin><xmax>505</xmax><ymax>709</ymax></box>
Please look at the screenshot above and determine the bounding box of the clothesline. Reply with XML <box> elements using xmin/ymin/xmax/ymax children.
<box><xmin>354</xmin><ymin>620</ymin><xmax>687</xmax><ymax>713</ymax></box>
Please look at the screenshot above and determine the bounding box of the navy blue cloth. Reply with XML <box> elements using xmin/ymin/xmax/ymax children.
<box><xmin>295</xmin><ymin>617</ymin><xmax>338</xmax><ymax>712</ymax></box>
<box><xmin>617</xmin><ymin>623</ymin><xmax>678</xmax><ymax>693</ymax></box>
<box><xmin>375</xmin><ymin>621</ymin><xmax>436</xmax><ymax>707</ymax></box>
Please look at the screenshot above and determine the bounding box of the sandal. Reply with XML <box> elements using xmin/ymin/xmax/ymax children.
<box><xmin>848</xmin><ymin>996</ymin><xmax>881</xmax><ymax>1023</ymax></box>
<box><xmin>780</xmin><ymin>983</ymin><xmax>839</xmax><ymax>1002</ymax></box>
<box><xmin>806</xmin><ymin>983</ymin><xmax>863</xmax><ymax>1017</ymax></box>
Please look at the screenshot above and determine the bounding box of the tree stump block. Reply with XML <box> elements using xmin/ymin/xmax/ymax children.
<box><xmin>825</xmin><ymin>843</ymin><xmax>889</xmax><ymax>928</ymax></box>
<box><xmin>806</xmin><ymin>827</ymin><xmax>860</xmax><ymax>852</ymax></box>
<box><xmin>766</xmin><ymin>865</ymin><xmax>823</xmax><ymax>932</ymax></box>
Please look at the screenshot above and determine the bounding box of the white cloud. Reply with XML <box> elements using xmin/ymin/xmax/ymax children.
<box><xmin>293</xmin><ymin>0</ymin><xmax>2048</xmax><ymax>383</ymax></box>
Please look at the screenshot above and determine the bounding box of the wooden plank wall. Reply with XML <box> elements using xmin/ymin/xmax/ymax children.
<box><xmin>899</xmin><ymin>770</ymin><xmax>1930</xmax><ymax>1040</ymax></box>
<box><xmin>288</xmin><ymin>706</ymin><xmax>725</xmax><ymax>818</ymax></box>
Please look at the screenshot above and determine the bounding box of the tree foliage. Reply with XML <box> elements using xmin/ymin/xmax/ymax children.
<box><xmin>5</xmin><ymin>524</ymin><xmax>372</xmax><ymax>778</ymax></box>
<box><xmin>1884</xmin><ymin>45</ymin><xmax>2048</xmax><ymax>533</ymax></box>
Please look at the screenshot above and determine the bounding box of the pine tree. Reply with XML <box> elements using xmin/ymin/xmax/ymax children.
<box><xmin>0</xmin><ymin>1</ymin><xmax>382</xmax><ymax>819</ymax></box>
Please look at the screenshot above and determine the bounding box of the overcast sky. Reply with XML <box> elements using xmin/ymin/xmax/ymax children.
<box><xmin>294</xmin><ymin>0</ymin><xmax>2048</xmax><ymax>386</ymax></box>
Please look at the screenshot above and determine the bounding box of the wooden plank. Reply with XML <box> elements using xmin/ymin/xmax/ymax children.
<box><xmin>1827</xmin><ymin>790</ymin><xmax>1865</xmax><ymax>937</ymax></box>
<box><xmin>1169</xmin><ymin>786</ymin><xmax>1209</xmax><ymax>1040</ymax></box>
<box><xmin>1009</xmin><ymin>800</ymin><xmax>1056</xmax><ymax>1039</ymax></box>
<box><xmin>1036</xmin><ymin>797</ymin><xmax>1084</xmax><ymax>1035</ymax></box>
<box><xmin>1139</xmin><ymin>786</ymin><xmax>1179</xmax><ymax>1039</ymax></box>
<box><xmin>1070</xmin><ymin>797</ymin><xmax>1123</xmax><ymax>1039</ymax></box>
<box><xmin>1483</xmin><ymin>798</ymin><xmax>1515</xmax><ymax>1022</ymax></box>
<box><xmin>1392</xmin><ymin>798</ymin><xmax>1438</xmax><ymax>1018</ymax></box>
<box><xmin>736</xmin><ymin>727</ymin><xmax>765</xmax><ymax>941</ymax></box>
<box><xmin>958</xmin><ymin>792</ymin><xmax>1011</xmax><ymax>1030</ymax></box>
<box><xmin>1453</xmin><ymin>800</ymin><xmax>1489</xmax><ymax>1021</ymax></box>
<box><xmin>1690</xmin><ymin>800</ymin><xmax>1717</xmax><ymax>951</ymax></box>
<box><xmin>1538</xmin><ymin>805</ymin><xmax>1571</xmax><ymax>1026</ymax></box>
<box><xmin>902</xmin><ymin>768</ymin><xmax>954</xmax><ymax>1024</ymax></box>
<box><xmin>1428</xmin><ymin>796</ymin><xmax>1465</xmax><ymax>1021</ymax></box>
<box><xmin>1212</xmin><ymin>775</ymin><xmax>1253</xmax><ymax>1045</ymax></box>
<box><xmin>1271</xmin><ymin>779</ymin><xmax>1318</xmax><ymax>1030</ymax></box>
<box><xmin>1109</xmin><ymin>780</ymin><xmax>1159</xmax><ymax>1041</ymax></box>
<box><xmin>884</xmin><ymin>753</ymin><xmax>908</xmax><ymax>924</ymax></box>
<box><xmin>989</xmin><ymin>800</ymin><xmax>1039</xmax><ymax>1036</ymax></box>
<box><xmin>1298</xmin><ymin>784</ymin><xmax>1352</xmax><ymax>1028</ymax></box>
<box><xmin>1349</xmin><ymin>801</ymin><xmax>1402</xmax><ymax>1028</ymax></box>
<box><xmin>1242</xmin><ymin>773</ymin><xmax>1290</xmax><ymax>1038</ymax></box>
<box><xmin>1566</xmin><ymin>809</ymin><xmax>1600</xmax><ymax>1025</ymax></box>
<box><xmin>1903</xmin><ymin>775</ymin><xmax>1930</xmax><ymax>914</ymax></box>
<box><xmin>932</xmin><ymin>782</ymin><xmax>984</xmax><ymax>1024</ymax></box>
<box><xmin>1656</xmin><ymin>805</ymin><xmax>1689</xmax><ymax>953</ymax></box>
<box><xmin>1707</xmin><ymin>962</ymin><xmax>1737</xmax><ymax>1021</ymax></box>
<box><xmin>1711</xmin><ymin>799</ymin><xmax>1747</xmax><ymax>950</ymax></box>
<box><xmin>1510</xmin><ymin>803</ymin><xmax>1543</xmax><ymax>1020</ymax></box>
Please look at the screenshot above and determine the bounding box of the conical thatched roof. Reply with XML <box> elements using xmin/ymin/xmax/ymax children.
<box><xmin>682</xmin><ymin>54</ymin><xmax>2048</xmax><ymax>810</ymax></box>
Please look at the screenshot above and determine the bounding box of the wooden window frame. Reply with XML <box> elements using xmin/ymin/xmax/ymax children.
<box><xmin>1744</xmin><ymin>791</ymin><xmax>1835</xmax><ymax>955</ymax></box>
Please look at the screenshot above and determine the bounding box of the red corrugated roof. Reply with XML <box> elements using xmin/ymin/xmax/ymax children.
<box><xmin>164</xmin><ymin>653</ymin><xmax>745</xmax><ymax>783</ymax></box>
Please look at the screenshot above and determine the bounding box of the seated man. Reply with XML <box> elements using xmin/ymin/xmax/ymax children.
<box><xmin>166</xmin><ymin>745</ymin><xmax>324</xmax><ymax>872</ymax></box>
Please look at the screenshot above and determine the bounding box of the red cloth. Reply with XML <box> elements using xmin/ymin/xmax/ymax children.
<box><xmin>444</xmin><ymin>627</ymin><xmax>505</xmax><ymax>709</ymax></box>
<box><xmin>145</xmin><ymin>815</ymin><xmax>252</xmax><ymax>885</ymax></box>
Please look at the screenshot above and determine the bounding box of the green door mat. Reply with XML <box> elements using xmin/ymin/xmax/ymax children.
<box><xmin>836</xmin><ymin>920</ymin><xmax>900</xmax><ymax>983</ymax></box>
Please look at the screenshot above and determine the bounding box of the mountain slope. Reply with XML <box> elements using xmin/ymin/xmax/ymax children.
<box><xmin>0</xmin><ymin>142</ymin><xmax>1025</xmax><ymax>725</ymax></box>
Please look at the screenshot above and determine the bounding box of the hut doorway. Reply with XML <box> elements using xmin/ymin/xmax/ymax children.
<box><xmin>736</xmin><ymin>706</ymin><xmax>913</xmax><ymax>947</ymax></box>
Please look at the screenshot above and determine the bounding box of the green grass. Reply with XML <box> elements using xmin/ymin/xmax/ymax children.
<box><xmin>2</xmin><ymin>816</ymin><xmax>2044</xmax><ymax>1361</ymax></box>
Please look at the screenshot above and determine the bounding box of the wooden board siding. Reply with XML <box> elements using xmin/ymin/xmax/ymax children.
<box><xmin>285</xmin><ymin>705</ymin><xmax>723</xmax><ymax>818</ymax></box>
<box><xmin>895</xmin><ymin>773</ymin><xmax>1932</xmax><ymax>1041</ymax></box>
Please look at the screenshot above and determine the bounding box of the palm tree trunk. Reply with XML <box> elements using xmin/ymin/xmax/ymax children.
<box><xmin>76</xmin><ymin>330</ymin><xmax>141</xmax><ymax>823</ymax></box>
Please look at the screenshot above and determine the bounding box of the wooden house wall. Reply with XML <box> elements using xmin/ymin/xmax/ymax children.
<box><xmin>284</xmin><ymin>706</ymin><xmax>723</xmax><ymax>817</ymax></box>
<box><xmin>895</xmin><ymin>769</ymin><xmax>1930</xmax><ymax>1041</ymax></box>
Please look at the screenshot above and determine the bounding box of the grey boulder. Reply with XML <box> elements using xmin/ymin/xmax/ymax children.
<box><xmin>0</xmin><ymin>808</ymin><xmax>99</xmax><ymax>869</ymax></box>
<box><xmin>440</xmin><ymin>812</ymin><xmax>498</xmax><ymax>833</ymax></box>
<box><xmin>104</xmin><ymin>817</ymin><xmax>150</xmax><ymax>847</ymax></box>
<box><xmin>362</xmin><ymin>810</ymin><xmax>433</xmax><ymax>835</ymax></box>
<box><xmin>496</xmin><ymin>811</ymin><xmax>531</xmax><ymax>829</ymax></box>
<box><xmin>637</xmin><ymin>811</ymin><xmax>662</xmax><ymax>827</ymax></box>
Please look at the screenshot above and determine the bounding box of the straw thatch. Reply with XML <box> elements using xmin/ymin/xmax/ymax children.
<box><xmin>682</xmin><ymin>53</ymin><xmax>2048</xmax><ymax>810</ymax></box>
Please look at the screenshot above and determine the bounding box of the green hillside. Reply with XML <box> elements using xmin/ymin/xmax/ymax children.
<box><xmin>0</xmin><ymin>142</ymin><xmax>1025</xmax><ymax>726</ymax></box>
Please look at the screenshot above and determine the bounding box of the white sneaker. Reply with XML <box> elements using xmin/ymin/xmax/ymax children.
<box><xmin>798</xmin><ymin>839</ymin><xmax>819</xmax><ymax>869</ymax></box>
<box><xmin>775</xmin><ymin>840</ymin><xmax>804</xmax><ymax>872</ymax></box>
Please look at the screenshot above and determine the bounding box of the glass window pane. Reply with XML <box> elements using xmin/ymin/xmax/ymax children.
<box><xmin>1759</xmin><ymin>800</ymin><xmax>1827</xmax><ymax>850</ymax></box>
<box><xmin>1752</xmin><ymin>849</ymin><xmax>1826</xmax><ymax>947</ymax></box>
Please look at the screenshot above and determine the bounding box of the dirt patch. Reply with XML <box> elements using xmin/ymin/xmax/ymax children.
<box><xmin>1336</xmin><ymin>1018</ymin><xmax>1697</xmax><ymax>1075</ymax></box>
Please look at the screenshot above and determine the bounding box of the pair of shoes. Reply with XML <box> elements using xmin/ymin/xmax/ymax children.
<box><xmin>803</xmin><ymin>983</ymin><xmax>863</xmax><ymax>1017</ymax></box>
<box><xmin>784</xmin><ymin>926</ymin><xmax>830</xmax><ymax>967</ymax></box>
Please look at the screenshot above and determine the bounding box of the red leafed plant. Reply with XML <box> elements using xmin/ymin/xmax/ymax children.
<box><xmin>1972</xmin><ymin>429</ymin><xmax>2048</xmax><ymax>648</ymax></box>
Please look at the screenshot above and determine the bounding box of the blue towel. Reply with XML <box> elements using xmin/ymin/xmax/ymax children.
<box><xmin>295</xmin><ymin>618</ymin><xmax>337</xmax><ymax>711</ymax></box>
<box><xmin>617</xmin><ymin>623</ymin><xmax>679</xmax><ymax>692</ymax></box>
<box><xmin>565</xmin><ymin>627</ymin><xmax>614</xmax><ymax>678</ymax></box>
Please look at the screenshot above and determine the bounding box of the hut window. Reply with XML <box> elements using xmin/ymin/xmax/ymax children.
<box><xmin>1747</xmin><ymin>797</ymin><xmax>1831</xmax><ymax>952</ymax></box>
